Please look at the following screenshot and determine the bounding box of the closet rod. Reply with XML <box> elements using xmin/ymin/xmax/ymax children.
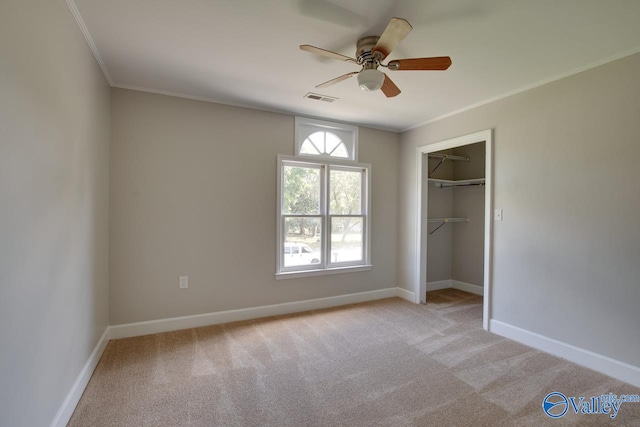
<box><xmin>434</xmin><ymin>182</ymin><xmax>485</xmax><ymax>188</ymax></box>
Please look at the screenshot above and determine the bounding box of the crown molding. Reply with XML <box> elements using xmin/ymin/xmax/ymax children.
<box><xmin>65</xmin><ymin>0</ymin><xmax>113</xmax><ymax>85</ymax></box>
<box><xmin>63</xmin><ymin>0</ymin><xmax>640</xmax><ymax>135</ymax></box>
<box><xmin>402</xmin><ymin>46</ymin><xmax>640</xmax><ymax>132</ymax></box>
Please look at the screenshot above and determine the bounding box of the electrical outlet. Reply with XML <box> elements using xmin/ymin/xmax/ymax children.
<box><xmin>494</xmin><ymin>209</ymin><xmax>503</xmax><ymax>221</ymax></box>
<box><xmin>179</xmin><ymin>276</ymin><xmax>188</xmax><ymax>289</ymax></box>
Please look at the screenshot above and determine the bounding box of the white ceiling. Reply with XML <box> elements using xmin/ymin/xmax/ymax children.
<box><xmin>71</xmin><ymin>0</ymin><xmax>640</xmax><ymax>132</ymax></box>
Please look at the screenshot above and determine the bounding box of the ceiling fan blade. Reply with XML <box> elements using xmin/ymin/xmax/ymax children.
<box><xmin>387</xmin><ymin>56</ymin><xmax>452</xmax><ymax>71</ymax></box>
<box><xmin>300</xmin><ymin>45</ymin><xmax>357</xmax><ymax>63</ymax></box>
<box><xmin>316</xmin><ymin>71</ymin><xmax>360</xmax><ymax>88</ymax></box>
<box><xmin>380</xmin><ymin>74</ymin><xmax>401</xmax><ymax>98</ymax></box>
<box><xmin>372</xmin><ymin>18</ymin><xmax>413</xmax><ymax>61</ymax></box>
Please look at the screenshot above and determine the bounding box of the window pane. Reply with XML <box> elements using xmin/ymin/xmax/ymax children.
<box><xmin>325</xmin><ymin>132</ymin><xmax>341</xmax><ymax>153</ymax></box>
<box><xmin>329</xmin><ymin>169</ymin><xmax>362</xmax><ymax>214</ymax></box>
<box><xmin>300</xmin><ymin>140</ymin><xmax>320</xmax><ymax>155</ymax></box>
<box><xmin>299</xmin><ymin>130</ymin><xmax>350</xmax><ymax>159</ymax></box>
<box><xmin>283</xmin><ymin>165</ymin><xmax>321</xmax><ymax>214</ymax></box>
<box><xmin>284</xmin><ymin>217</ymin><xmax>322</xmax><ymax>267</ymax></box>
<box><xmin>300</xmin><ymin>131</ymin><xmax>349</xmax><ymax>158</ymax></box>
<box><xmin>330</xmin><ymin>217</ymin><xmax>363</xmax><ymax>263</ymax></box>
<box><xmin>309</xmin><ymin>132</ymin><xmax>325</xmax><ymax>153</ymax></box>
<box><xmin>331</xmin><ymin>143</ymin><xmax>349</xmax><ymax>158</ymax></box>
<box><xmin>295</xmin><ymin>118</ymin><xmax>357</xmax><ymax>161</ymax></box>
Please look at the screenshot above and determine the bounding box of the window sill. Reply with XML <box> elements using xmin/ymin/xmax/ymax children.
<box><xmin>275</xmin><ymin>265</ymin><xmax>372</xmax><ymax>280</ymax></box>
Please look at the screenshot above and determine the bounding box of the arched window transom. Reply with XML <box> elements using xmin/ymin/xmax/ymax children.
<box><xmin>300</xmin><ymin>131</ymin><xmax>349</xmax><ymax>158</ymax></box>
<box><xmin>295</xmin><ymin>117</ymin><xmax>358</xmax><ymax>161</ymax></box>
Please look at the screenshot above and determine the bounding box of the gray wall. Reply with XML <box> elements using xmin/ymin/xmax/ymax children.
<box><xmin>399</xmin><ymin>52</ymin><xmax>640</xmax><ymax>368</ymax></box>
<box><xmin>0</xmin><ymin>1</ymin><xmax>111</xmax><ymax>426</ymax></box>
<box><xmin>109</xmin><ymin>88</ymin><xmax>399</xmax><ymax>325</ymax></box>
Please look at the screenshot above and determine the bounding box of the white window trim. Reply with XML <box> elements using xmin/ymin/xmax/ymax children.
<box><xmin>294</xmin><ymin>117</ymin><xmax>358</xmax><ymax>161</ymax></box>
<box><xmin>276</xmin><ymin>155</ymin><xmax>372</xmax><ymax>279</ymax></box>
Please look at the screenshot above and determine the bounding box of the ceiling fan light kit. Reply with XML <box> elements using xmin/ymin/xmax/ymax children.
<box><xmin>300</xmin><ymin>17</ymin><xmax>452</xmax><ymax>98</ymax></box>
<box><xmin>358</xmin><ymin>68</ymin><xmax>385</xmax><ymax>91</ymax></box>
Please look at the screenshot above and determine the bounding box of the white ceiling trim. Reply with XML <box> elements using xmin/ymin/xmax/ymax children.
<box><xmin>65</xmin><ymin>0</ymin><xmax>640</xmax><ymax>134</ymax></box>
<box><xmin>112</xmin><ymin>83</ymin><xmax>398</xmax><ymax>133</ymax></box>
<box><xmin>63</xmin><ymin>0</ymin><xmax>399</xmax><ymax>133</ymax></box>
<box><xmin>112</xmin><ymin>83</ymin><xmax>293</xmax><ymax>116</ymax></box>
<box><xmin>65</xmin><ymin>0</ymin><xmax>113</xmax><ymax>85</ymax></box>
<box><xmin>403</xmin><ymin>46</ymin><xmax>640</xmax><ymax>133</ymax></box>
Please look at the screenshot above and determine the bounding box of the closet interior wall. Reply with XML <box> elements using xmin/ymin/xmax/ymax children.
<box><xmin>427</xmin><ymin>142</ymin><xmax>485</xmax><ymax>290</ymax></box>
<box><xmin>426</xmin><ymin>152</ymin><xmax>454</xmax><ymax>283</ymax></box>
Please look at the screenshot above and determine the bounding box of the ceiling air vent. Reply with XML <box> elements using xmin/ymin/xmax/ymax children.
<box><xmin>303</xmin><ymin>92</ymin><xmax>338</xmax><ymax>103</ymax></box>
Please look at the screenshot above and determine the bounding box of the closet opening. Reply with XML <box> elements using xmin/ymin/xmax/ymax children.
<box><xmin>414</xmin><ymin>130</ymin><xmax>492</xmax><ymax>330</ymax></box>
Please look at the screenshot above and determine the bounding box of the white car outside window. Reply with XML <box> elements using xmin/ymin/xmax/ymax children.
<box><xmin>284</xmin><ymin>242</ymin><xmax>320</xmax><ymax>267</ymax></box>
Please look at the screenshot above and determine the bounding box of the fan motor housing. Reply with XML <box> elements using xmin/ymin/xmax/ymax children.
<box><xmin>356</xmin><ymin>36</ymin><xmax>382</xmax><ymax>66</ymax></box>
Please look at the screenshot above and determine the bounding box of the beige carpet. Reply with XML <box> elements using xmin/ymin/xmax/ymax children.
<box><xmin>69</xmin><ymin>289</ymin><xmax>640</xmax><ymax>426</ymax></box>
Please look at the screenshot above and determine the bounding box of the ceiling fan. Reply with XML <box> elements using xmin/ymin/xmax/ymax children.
<box><xmin>300</xmin><ymin>17</ymin><xmax>451</xmax><ymax>97</ymax></box>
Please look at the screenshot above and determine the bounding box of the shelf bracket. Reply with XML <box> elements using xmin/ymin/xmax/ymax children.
<box><xmin>427</xmin><ymin>153</ymin><xmax>470</xmax><ymax>177</ymax></box>
<box><xmin>428</xmin><ymin>222</ymin><xmax>447</xmax><ymax>235</ymax></box>
<box><xmin>429</xmin><ymin>158</ymin><xmax>447</xmax><ymax>177</ymax></box>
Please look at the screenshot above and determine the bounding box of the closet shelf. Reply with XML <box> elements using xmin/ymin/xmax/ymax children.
<box><xmin>427</xmin><ymin>217</ymin><xmax>469</xmax><ymax>235</ymax></box>
<box><xmin>428</xmin><ymin>153</ymin><xmax>469</xmax><ymax>162</ymax></box>
<box><xmin>428</xmin><ymin>153</ymin><xmax>470</xmax><ymax>176</ymax></box>
<box><xmin>428</xmin><ymin>178</ymin><xmax>485</xmax><ymax>188</ymax></box>
<box><xmin>428</xmin><ymin>217</ymin><xmax>469</xmax><ymax>223</ymax></box>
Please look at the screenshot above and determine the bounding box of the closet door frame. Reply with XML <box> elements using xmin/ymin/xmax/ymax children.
<box><xmin>415</xmin><ymin>129</ymin><xmax>493</xmax><ymax>330</ymax></box>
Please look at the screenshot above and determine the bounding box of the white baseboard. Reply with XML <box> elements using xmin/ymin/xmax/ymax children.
<box><xmin>50</xmin><ymin>327</ymin><xmax>110</xmax><ymax>427</ymax></box>
<box><xmin>426</xmin><ymin>279</ymin><xmax>484</xmax><ymax>296</ymax></box>
<box><xmin>427</xmin><ymin>279</ymin><xmax>452</xmax><ymax>291</ymax></box>
<box><xmin>51</xmin><ymin>293</ymin><xmax>640</xmax><ymax>427</ymax></box>
<box><xmin>489</xmin><ymin>319</ymin><xmax>640</xmax><ymax>388</ymax></box>
<box><xmin>451</xmin><ymin>280</ymin><xmax>484</xmax><ymax>296</ymax></box>
<box><xmin>396</xmin><ymin>287</ymin><xmax>415</xmax><ymax>302</ymax></box>
<box><xmin>110</xmin><ymin>287</ymin><xmax>400</xmax><ymax>339</ymax></box>
<box><xmin>52</xmin><ymin>288</ymin><xmax>406</xmax><ymax>426</ymax></box>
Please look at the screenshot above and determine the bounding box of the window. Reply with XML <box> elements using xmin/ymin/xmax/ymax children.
<box><xmin>277</xmin><ymin>156</ymin><xmax>371</xmax><ymax>278</ymax></box>
<box><xmin>295</xmin><ymin>117</ymin><xmax>358</xmax><ymax>161</ymax></box>
<box><xmin>300</xmin><ymin>131</ymin><xmax>349</xmax><ymax>158</ymax></box>
<box><xmin>278</xmin><ymin>117</ymin><xmax>369</xmax><ymax>278</ymax></box>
